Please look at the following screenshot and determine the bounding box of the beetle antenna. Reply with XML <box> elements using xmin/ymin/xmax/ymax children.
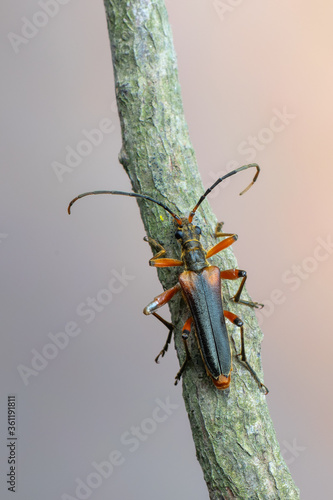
<box><xmin>68</xmin><ymin>190</ymin><xmax>182</xmax><ymax>224</ymax></box>
<box><xmin>188</xmin><ymin>163</ymin><xmax>260</xmax><ymax>222</ymax></box>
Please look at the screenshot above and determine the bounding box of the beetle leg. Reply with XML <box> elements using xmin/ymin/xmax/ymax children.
<box><xmin>152</xmin><ymin>313</ymin><xmax>174</xmax><ymax>363</ymax></box>
<box><xmin>144</xmin><ymin>236</ymin><xmax>183</xmax><ymax>267</ymax></box>
<box><xmin>223</xmin><ymin>310</ymin><xmax>268</xmax><ymax>394</ymax></box>
<box><xmin>143</xmin><ymin>283</ymin><xmax>181</xmax><ymax>316</ymax></box>
<box><xmin>220</xmin><ymin>269</ymin><xmax>264</xmax><ymax>309</ymax></box>
<box><xmin>143</xmin><ymin>283</ymin><xmax>181</xmax><ymax>362</ymax></box>
<box><xmin>144</xmin><ymin>236</ymin><xmax>166</xmax><ymax>261</ymax></box>
<box><xmin>215</xmin><ymin>221</ymin><xmax>236</xmax><ymax>238</ymax></box>
<box><xmin>206</xmin><ymin>222</ymin><xmax>239</xmax><ymax>259</ymax></box>
<box><xmin>206</xmin><ymin>234</ymin><xmax>238</xmax><ymax>259</ymax></box>
<box><xmin>174</xmin><ymin>317</ymin><xmax>193</xmax><ymax>385</ymax></box>
<box><xmin>208</xmin><ymin>225</ymin><xmax>262</xmax><ymax>306</ymax></box>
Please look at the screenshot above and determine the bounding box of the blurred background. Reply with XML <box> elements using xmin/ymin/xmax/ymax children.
<box><xmin>1</xmin><ymin>1</ymin><xmax>332</xmax><ymax>498</ymax></box>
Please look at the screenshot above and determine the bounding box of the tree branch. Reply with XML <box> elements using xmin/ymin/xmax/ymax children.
<box><xmin>102</xmin><ymin>0</ymin><xmax>300</xmax><ymax>498</ymax></box>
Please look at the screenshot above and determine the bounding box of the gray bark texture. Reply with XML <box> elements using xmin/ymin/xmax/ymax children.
<box><xmin>103</xmin><ymin>1</ymin><xmax>300</xmax><ymax>498</ymax></box>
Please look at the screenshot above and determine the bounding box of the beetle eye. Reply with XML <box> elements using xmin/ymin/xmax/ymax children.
<box><xmin>195</xmin><ymin>226</ymin><xmax>201</xmax><ymax>235</ymax></box>
<box><xmin>175</xmin><ymin>230</ymin><xmax>183</xmax><ymax>240</ymax></box>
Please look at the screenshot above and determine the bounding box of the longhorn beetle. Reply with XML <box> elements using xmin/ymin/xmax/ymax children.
<box><xmin>68</xmin><ymin>163</ymin><xmax>268</xmax><ymax>394</ymax></box>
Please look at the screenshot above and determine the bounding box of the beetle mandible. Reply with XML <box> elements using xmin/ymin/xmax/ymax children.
<box><xmin>68</xmin><ymin>163</ymin><xmax>268</xmax><ymax>394</ymax></box>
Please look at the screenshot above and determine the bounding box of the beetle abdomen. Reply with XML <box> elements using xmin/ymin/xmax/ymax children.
<box><xmin>179</xmin><ymin>266</ymin><xmax>231</xmax><ymax>380</ymax></box>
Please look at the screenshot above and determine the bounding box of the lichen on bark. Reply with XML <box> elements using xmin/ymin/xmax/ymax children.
<box><xmin>102</xmin><ymin>1</ymin><xmax>300</xmax><ymax>498</ymax></box>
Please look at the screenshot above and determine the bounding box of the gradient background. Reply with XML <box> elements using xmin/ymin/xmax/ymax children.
<box><xmin>1</xmin><ymin>1</ymin><xmax>332</xmax><ymax>498</ymax></box>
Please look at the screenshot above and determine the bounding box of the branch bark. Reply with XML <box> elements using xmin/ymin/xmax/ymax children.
<box><xmin>103</xmin><ymin>1</ymin><xmax>300</xmax><ymax>498</ymax></box>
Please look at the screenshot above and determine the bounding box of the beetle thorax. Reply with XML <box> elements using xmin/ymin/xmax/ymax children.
<box><xmin>175</xmin><ymin>218</ymin><xmax>209</xmax><ymax>272</ymax></box>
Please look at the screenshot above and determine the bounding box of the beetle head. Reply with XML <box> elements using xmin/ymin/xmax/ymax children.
<box><xmin>174</xmin><ymin>217</ymin><xmax>202</xmax><ymax>244</ymax></box>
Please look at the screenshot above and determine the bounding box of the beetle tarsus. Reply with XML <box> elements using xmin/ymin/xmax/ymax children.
<box><xmin>236</xmin><ymin>347</ymin><xmax>269</xmax><ymax>395</ymax></box>
<box><xmin>151</xmin><ymin>312</ymin><xmax>174</xmax><ymax>364</ymax></box>
<box><xmin>174</xmin><ymin>363</ymin><xmax>186</xmax><ymax>385</ymax></box>
<box><xmin>231</xmin><ymin>297</ymin><xmax>264</xmax><ymax>309</ymax></box>
<box><xmin>260</xmin><ymin>384</ymin><xmax>269</xmax><ymax>395</ymax></box>
<box><xmin>174</xmin><ymin>335</ymin><xmax>191</xmax><ymax>385</ymax></box>
<box><xmin>214</xmin><ymin>221</ymin><xmax>235</xmax><ymax>239</ymax></box>
<box><xmin>155</xmin><ymin>348</ymin><xmax>167</xmax><ymax>364</ymax></box>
